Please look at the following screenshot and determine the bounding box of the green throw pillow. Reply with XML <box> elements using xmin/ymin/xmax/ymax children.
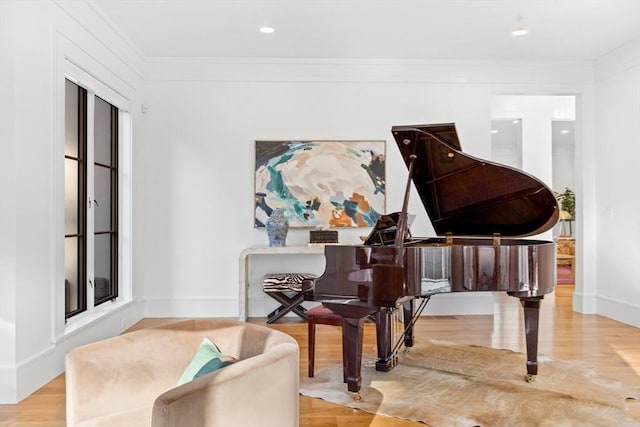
<box><xmin>193</xmin><ymin>357</ymin><xmax>235</xmax><ymax>379</ymax></box>
<box><xmin>177</xmin><ymin>338</ymin><xmax>236</xmax><ymax>385</ymax></box>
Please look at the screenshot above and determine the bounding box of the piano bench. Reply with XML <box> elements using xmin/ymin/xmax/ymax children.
<box><xmin>262</xmin><ymin>273</ymin><xmax>316</xmax><ymax>324</ymax></box>
<box><xmin>307</xmin><ymin>305</ymin><xmax>346</xmax><ymax>381</ymax></box>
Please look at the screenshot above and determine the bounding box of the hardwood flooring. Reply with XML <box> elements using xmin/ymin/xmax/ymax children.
<box><xmin>1</xmin><ymin>285</ymin><xmax>638</xmax><ymax>426</ymax></box>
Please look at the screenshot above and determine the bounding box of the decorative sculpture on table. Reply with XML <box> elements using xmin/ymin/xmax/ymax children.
<box><xmin>265</xmin><ymin>208</ymin><xmax>289</xmax><ymax>246</ymax></box>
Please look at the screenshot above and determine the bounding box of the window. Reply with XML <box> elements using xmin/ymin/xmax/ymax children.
<box><xmin>64</xmin><ymin>79</ymin><xmax>120</xmax><ymax>319</ymax></box>
<box><xmin>93</xmin><ymin>96</ymin><xmax>119</xmax><ymax>306</ymax></box>
<box><xmin>64</xmin><ymin>80</ymin><xmax>87</xmax><ymax>317</ymax></box>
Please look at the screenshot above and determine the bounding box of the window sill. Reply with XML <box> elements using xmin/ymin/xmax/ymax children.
<box><xmin>59</xmin><ymin>298</ymin><xmax>136</xmax><ymax>342</ymax></box>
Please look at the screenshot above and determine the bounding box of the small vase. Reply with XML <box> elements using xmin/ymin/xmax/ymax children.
<box><xmin>266</xmin><ymin>208</ymin><xmax>289</xmax><ymax>247</ymax></box>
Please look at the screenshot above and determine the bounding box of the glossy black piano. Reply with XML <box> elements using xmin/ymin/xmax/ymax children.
<box><xmin>302</xmin><ymin>123</ymin><xmax>559</xmax><ymax>393</ymax></box>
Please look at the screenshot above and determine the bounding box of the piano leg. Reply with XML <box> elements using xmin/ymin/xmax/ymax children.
<box><xmin>375</xmin><ymin>308</ymin><xmax>397</xmax><ymax>372</ymax></box>
<box><xmin>402</xmin><ymin>300</ymin><xmax>414</xmax><ymax>347</ymax></box>
<box><xmin>520</xmin><ymin>296</ymin><xmax>543</xmax><ymax>382</ymax></box>
<box><xmin>341</xmin><ymin>316</ymin><xmax>365</xmax><ymax>393</ymax></box>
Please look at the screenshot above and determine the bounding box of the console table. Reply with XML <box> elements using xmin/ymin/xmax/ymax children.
<box><xmin>238</xmin><ymin>245</ymin><xmax>326</xmax><ymax>321</ymax></box>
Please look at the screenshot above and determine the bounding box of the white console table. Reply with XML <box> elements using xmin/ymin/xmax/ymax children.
<box><xmin>238</xmin><ymin>245</ymin><xmax>326</xmax><ymax>321</ymax></box>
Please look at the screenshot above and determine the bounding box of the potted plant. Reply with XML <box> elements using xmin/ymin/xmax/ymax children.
<box><xmin>555</xmin><ymin>187</ymin><xmax>575</xmax><ymax>236</ymax></box>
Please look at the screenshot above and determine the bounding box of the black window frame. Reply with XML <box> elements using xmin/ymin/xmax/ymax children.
<box><xmin>64</xmin><ymin>83</ymin><xmax>87</xmax><ymax>319</ymax></box>
<box><xmin>94</xmin><ymin>100</ymin><xmax>119</xmax><ymax>306</ymax></box>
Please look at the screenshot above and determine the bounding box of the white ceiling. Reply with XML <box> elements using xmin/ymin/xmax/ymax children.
<box><xmin>89</xmin><ymin>0</ymin><xmax>640</xmax><ymax>61</ymax></box>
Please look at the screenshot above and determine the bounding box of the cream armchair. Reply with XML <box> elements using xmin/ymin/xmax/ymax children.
<box><xmin>66</xmin><ymin>319</ymin><xmax>299</xmax><ymax>427</ymax></box>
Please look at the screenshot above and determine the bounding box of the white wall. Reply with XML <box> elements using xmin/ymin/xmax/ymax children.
<box><xmin>553</xmin><ymin>144</ymin><xmax>575</xmax><ymax>192</ymax></box>
<box><xmin>594</xmin><ymin>39</ymin><xmax>640</xmax><ymax>326</ymax></box>
<box><xmin>0</xmin><ymin>0</ymin><xmax>145</xmax><ymax>403</ymax></box>
<box><xmin>491</xmin><ymin>95</ymin><xmax>556</xmax><ymax>190</ymax></box>
<box><xmin>0</xmin><ymin>0</ymin><xmax>19</xmax><ymax>402</ymax></box>
<box><xmin>138</xmin><ymin>59</ymin><xmax>597</xmax><ymax>320</ymax></box>
<box><xmin>138</xmin><ymin>78</ymin><xmax>494</xmax><ymax>317</ymax></box>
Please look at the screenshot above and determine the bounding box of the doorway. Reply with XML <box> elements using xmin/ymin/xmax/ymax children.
<box><xmin>491</xmin><ymin>95</ymin><xmax>577</xmax><ymax>284</ymax></box>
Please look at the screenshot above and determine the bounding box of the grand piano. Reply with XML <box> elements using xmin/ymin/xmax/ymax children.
<box><xmin>302</xmin><ymin>123</ymin><xmax>559</xmax><ymax>393</ymax></box>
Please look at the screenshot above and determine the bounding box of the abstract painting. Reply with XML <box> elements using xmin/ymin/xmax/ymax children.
<box><xmin>255</xmin><ymin>140</ymin><xmax>386</xmax><ymax>228</ymax></box>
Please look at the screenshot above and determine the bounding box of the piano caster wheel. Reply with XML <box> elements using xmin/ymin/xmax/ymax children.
<box><xmin>403</xmin><ymin>347</ymin><xmax>411</xmax><ymax>353</ymax></box>
<box><xmin>351</xmin><ymin>392</ymin><xmax>362</xmax><ymax>401</ymax></box>
<box><xmin>525</xmin><ymin>374</ymin><xmax>536</xmax><ymax>383</ymax></box>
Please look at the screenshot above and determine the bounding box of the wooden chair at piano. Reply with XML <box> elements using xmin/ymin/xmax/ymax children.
<box><xmin>303</xmin><ymin>243</ymin><xmax>375</xmax><ymax>381</ymax></box>
<box><xmin>304</xmin><ymin>222</ymin><xmax>402</xmax><ymax>382</ymax></box>
<box><xmin>306</xmin><ymin>304</ymin><xmax>347</xmax><ymax>381</ymax></box>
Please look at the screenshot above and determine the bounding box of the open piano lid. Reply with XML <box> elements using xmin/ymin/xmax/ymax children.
<box><xmin>391</xmin><ymin>123</ymin><xmax>559</xmax><ymax>238</ymax></box>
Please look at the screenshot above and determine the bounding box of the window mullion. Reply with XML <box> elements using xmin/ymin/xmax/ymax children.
<box><xmin>86</xmin><ymin>94</ymin><xmax>96</xmax><ymax>310</ymax></box>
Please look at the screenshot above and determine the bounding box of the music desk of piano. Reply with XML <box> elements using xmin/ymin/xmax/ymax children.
<box><xmin>302</xmin><ymin>123</ymin><xmax>559</xmax><ymax>393</ymax></box>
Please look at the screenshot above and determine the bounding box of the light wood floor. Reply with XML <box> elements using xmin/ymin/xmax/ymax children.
<box><xmin>1</xmin><ymin>285</ymin><xmax>639</xmax><ymax>426</ymax></box>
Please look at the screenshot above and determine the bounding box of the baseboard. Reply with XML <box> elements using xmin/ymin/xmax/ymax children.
<box><xmin>572</xmin><ymin>291</ymin><xmax>598</xmax><ymax>314</ymax></box>
<box><xmin>0</xmin><ymin>366</ymin><xmax>17</xmax><ymax>403</ymax></box>
<box><xmin>16</xmin><ymin>343</ymin><xmax>60</xmax><ymax>403</ymax></box>
<box><xmin>142</xmin><ymin>296</ymin><xmax>237</xmax><ymax>318</ymax></box>
<box><xmin>597</xmin><ymin>295</ymin><xmax>640</xmax><ymax>328</ymax></box>
<box><xmin>2</xmin><ymin>302</ymin><xmax>142</xmax><ymax>404</ymax></box>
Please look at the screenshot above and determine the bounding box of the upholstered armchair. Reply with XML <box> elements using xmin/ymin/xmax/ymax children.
<box><xmin>66</xmin><ymin>319</ymin><xmax>299</xmax><ymax>427</ymax></box>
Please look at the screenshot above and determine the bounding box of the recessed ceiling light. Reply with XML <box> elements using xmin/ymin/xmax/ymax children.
<box><xmin>561</xmin><ymin>130</ymin><xmax>570</xmax><ymax>134</ymax></box>
<box><xmin>512</xmin><ymin>119</ymin><xmax>520</xmax><ymax>124</ymax></box>
<box><xmin>260</xmin><ymin>26</ymin><xmax>275</xmax><ymax>34</ymax></box>
<box><xmin>512</xmin><ymin>27</ymin><xmax>528</xmax><ymax>37</ymax></box>
<box><xmin>490</xmin><ymin>130</ymin><xmax>499</xmax><ymax>134</ymax></box>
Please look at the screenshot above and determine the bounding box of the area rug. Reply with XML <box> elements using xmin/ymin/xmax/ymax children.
<box><xmin>300</xmin><ymin>341</ymin><xmax>640</xmax><ymax>426</ymax></box>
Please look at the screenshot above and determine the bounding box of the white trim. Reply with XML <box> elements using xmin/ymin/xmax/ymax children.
<box><xmin>58</xmin><ymin>299</ymin><xmax>137</xmax><ymax>341</ymax></box>
<box><xmin>81</xmin><ymin>0</ymin><xmax>147</xmax><ymax>68</ymax></box>
<box><xmin>142</xmin><ymin>296</ymin><xmax>238</xmax><ymax>318</ymax></box>
<box><xmin>55</xmin><ymin>34</ymin><xmax>136</xmax><ymax>340</ymax></box>
<box><xmin>0</xmin><ymin>300</ymin><xmax>141</xmax><ymax>403</ymax></box>
<box><xmin>572</xmin><ymin>290</ymin><xmax>597</xmax><ymax>314</ymax></box>
<box><xmin>86</xmin><ymin>90</ymin><xmax>96</xmax><ymax>308</ymax></box>
<box><xmin>118</xmin><ymin>111</ymin><xmax>133</xmax><ymax>303</ymax></box>
<box><xmin>51</xmin><ymin>0</ymin><xmax>145</xmax><ymax>80</ymax></box>
<box><xmin>144</xmin><ymin>57</ymin><xmax>595</xmax><ymax>85</ymax></box>
<box><xmin>56</xmin><ymin>32</ymin><xmax>136</xmax><ymax>108</ymax></box>
<box><xmin>0</xmin><ymin>366</ymin><xmax>17</xmax><ymax>404</ymax></box>
<box><xmin>14</xmin><ymin>302</ymin><xmax>141</xmax><ymax>403</ymax></box>
<box><xmin>595</xmin><ymin>38</ymin><xmax>640</xmax><ymax>82</ymax></box>
<box><xmin>597</xmin><ymin>295</ymin><xmax>640</xmax><ymax>328</ymax></box>
<box><xmin>64</xmin><ymin>61</ymin><xmax>130</xmax><ymax>112</ymax></box>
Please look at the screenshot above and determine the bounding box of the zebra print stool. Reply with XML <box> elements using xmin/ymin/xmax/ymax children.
<box><xmin>262</xmin><ymin>273</ymin><xmax>316</xmax><ymax>324</ymax></box>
